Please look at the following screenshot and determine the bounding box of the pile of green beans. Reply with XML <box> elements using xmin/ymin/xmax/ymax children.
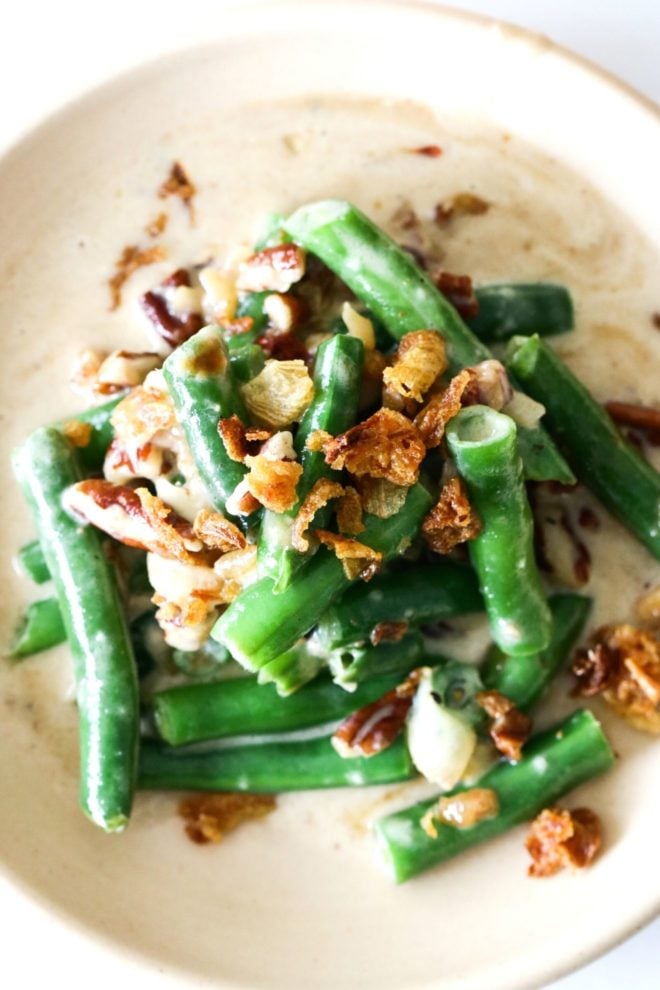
<box><xmin>11</xmin><ymin>200</ymin><xmax>628</xmax><ymax>867</ymax></box>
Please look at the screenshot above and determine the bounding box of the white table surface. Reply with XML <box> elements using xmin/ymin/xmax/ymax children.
<box><xmin>1</xmin><ymin>1</ymin><xmax>658</xmax><ymax>987</ymax></box>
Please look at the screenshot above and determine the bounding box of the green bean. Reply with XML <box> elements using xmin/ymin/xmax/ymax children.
<box><xmin>163</xmin><ymin>325</ymin><xmax>247</xmax><ymax>519</ymax></box>
<box><xmin>10</xmin><ymin>598</ymin><xmax>66</xmax><ymax>659</ymax></box>
<box><xmin>507</xmin><ymin>334</ymin><xmax>660</xmax><ymax>559</ymax></box>
<box><xmin>12</xmin><ymin>428</ymin><xmax>139</xmax><ymax>831</ymax></box>
<box><xmin>374</xmin><ymin>708</ymin><xmax>614</xmax><ymax>882</ymax></box>
<box><xmin>327</xmin><ymin>632</ymin><xmax>439</xmax><ymax>690</ymax></box>
<box><xmin>482</xmin><ymin>593</ymin><xmax>591</xmax><ymax>710</ymax></box>
<box><xmin>253</xmin><ymin>212</ymin><xmax>289</xmax><ymax>250</ymax></box>
<box><xmin>284</xmin><ymin>200</ymin><xmax>574</xmax><ymax>485</ymax></box>
<box><xmin>139</xmin><ymin>732</ymin><xmax>415</xmax><ymax>792</ymax></box>
<box><xmin>213</xmin><ymin>482</ymin><xmax>434</xmax><ymax>670</ymax></box>
<box><xmin>55</xmin><ymin>395</ymin><xmax>125</xmax><ymax>472</ymax></box>
<box><xmin>446</xmin><ymin>406</ymin><xmax>552</xmax><ymax>656</ymax></box>
<box><xmin>257</xmin><ymin>641</ymin><xmax>326</xmax><ymax>696</ymax></box>
<box><xmin>225</xmin><ymin>291</ymin><xmax>270</xmax><ymax>349</ymax></box>
<box><xmin>15</xmin><ymin>539</ymin><xmax>50</xmax><ymax>584</ymax></box>
<box><xmin>259</xmin><ymin>334</ymin><xmax>364</xmax><ymax>590</ymax></box>
<box><xmin>229</xmin><ymin>342</ymin><xmax>265</xmax><ymax>383</ymax></box>
<box><xmin>153</xmin><ymin>671</ymin><xmax>404</xmax><ymax>747</ymax></box>
<box><xmin>314</xmin><ymin>562</ymin><xmax>482</xmax><ymax>650</ymax></box>
<box><xmin>468</xmin><ymin>283</ymin><xmax>574</xmax><ymax>342</ymax></box>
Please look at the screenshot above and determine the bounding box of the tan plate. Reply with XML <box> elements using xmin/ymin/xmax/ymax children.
<box><xmin>1</xmin><ymin>3</ymin><xmax>659</xmax><ymax>988</ymax></box>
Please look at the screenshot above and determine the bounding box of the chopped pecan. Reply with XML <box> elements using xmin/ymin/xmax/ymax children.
<box><xmin>212</xmin><ymin>544</ymin><xmax>258</xmax><ymax>602</ymax></box>
<box><xmin>158</xmin><ymin>161</ymin><xmax>196</xmax><ymax>221</ymax></box>
<box><xmin>65</xmin><ymin>480</ymin><xmax>204</xmax><ymax>563</ymax></box>
<box><xmin>434</xmin><ymin>193</ymin><xmax>490</xmax><ymax>225</ymax></box>
<box><xmin>435</xmin><ymin>271</ymin><xmax>479</xmax><ymax>320</ymax></box>
<box><xmin>382</xmin><ymin>330</ymin><xmax>447</xmax><ymax>412</ymax></box>
<box><xmin>331</xmin><ymin>670</ymin><xmax>420</xmax><ymax>757</ymax></box>
<box><xmin>263</xmin><ymin>292</ymin><xmax>306</xmax><ymax>333</ymax></box>
<box><xmin>236</xmin><ymin>244</ymin><xmax>306</xmax><ymax>293</ymax></box>
<box><xmin>103</xmin><ymin>439</ymin><xmax>166</xmax><ymax>484</ymax></box>
<box><xmin>342</xmin><ymin>302</ymin><xmax>375</xmax><ymax>350</ymax></box>
<box><xmin>218</xmin><ymin>415</ymin><xmax>272</xmax><ymax>463</ymax></box>
<box><xmin>96</xmin><ymin>350</ymin><xmax>162</xmax><ymax>391</ymax></box>
<box><xmin>469</xmin><ymin>360</ymin><xmax>513</xmax><ymax>410</ymax></box>
<box><xmin>292</xmin><ymin>478</ymin><xmax>346</xmax><ymax>552</ymax></box>
<box><xmin>141</xmin><ymin>285</ymin><xmax>203</xmax><ymax>348</ymax></box>
<box><xmin>256</xmin><ymin>328</ymin><xmax>309</xmax><ymax>363</ymax></box>
<box><xmin>240</xmin><ymin>359</ymin><xmax>314</xmax><ymax>429</ymax></box>
<box><xmin>410</xmin><ymin>144</ymin><xmax>442</xmax><ymax>157</ymax></box>
<box><xmin>244</xmin><ymin>454</ymin><xmax>303</xmax><ymax>513</ymax></box>
<box><xmin>420</xmin><ymin>788</ymin><xmax>499</xmax><ymax>838</ymax></box>
<box><xmin>370</xmin><ymin>620</ymin><xmax>409</xmax><ymax>647</ymax></box>
<box><xmin>145</xmin><ymin>212</ymin><xmax>168</xmax><ymax>238</ymax></box>
<box><xmin>322</xmin><ymin>408</ymin><xmax>426</xmax><ymax>487</ymax></box>
<box><xmin>653</xmin><ymin>313</ymin><xmax>660</xmax><ymax>330</ymax></box>
<box><xmin>414</xmin><ymin>368</ymin><xmax>478</xmax><ymax>448</ymax></box>
<box><xmin>178</xmin><ymin>793</ymin><xmax>276</xmax><ymax>845</ymax></box>
<box><xmin>315</xmin><ymin>530</ymin><xmax>383</xmax><ymax>582</ymax></box>
<box><xmin>61</xmin><ymin>419</ymin><xmax>92</xmax><ymax>448</ymax></box>
<box><xmin>526</xmin><ymin>807</ymin><xmax>602</xmax><ymax>877</ymax></box>
<box><xmin>219</xmin><ymin>316</ymin><xmax>254</xmax><ymax>337</ymax></box>
<box><xmin>109</xmin><ymin>244</ymin><xmax>167</xmax><ymax>310</ymax></box>
<box><xmin>605</xmin><ymin>400</ymin><xmax>660</xmax><ymax>444</ymax></box>
<box><xmin>422</xmin><ymin>477</ymin><xmax>481</xmax><ymax>555</ymax></box>
<box><xmin>578</xmin><ymin>506</ymin><xmax>600</xmax><ymax>531</ymax></box>
<box><xmin>354</xmin><ymin>476</ymin><xmax>408</xmax><ymax>520</ymax></box>
<box><xmin>225</xmin><ymin>480</ymin><xmax>262</xmax><ymax>517</ymax></box>
<box><xmin>475</xmin><ymin>690</ymin><xmax>531</xmax><ymax>761</ymax></box>
<box><xmin>110</xmin><ymin>379</ymin><xmax>177</xmax><ymax>449</ymax></box>
<box><xmin>193</xmin><ymin>508</ymin><xmax>246</xmax><ymax>552</ymax></box>
<box><xmin>336</xmin><ymin>485</ymin><xmax>364</xmax><ymax>536</ymax></box>
<box><xmin>573</xmin><ymin>624</ymin><xmax>660</xmax><ymax>733</ymax></box>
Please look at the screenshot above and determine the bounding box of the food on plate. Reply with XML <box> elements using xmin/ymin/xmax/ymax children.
<box><xmin>9</xmin><ymin>181</ymin><xmax>660</xmax><ymax>881</ymax></box>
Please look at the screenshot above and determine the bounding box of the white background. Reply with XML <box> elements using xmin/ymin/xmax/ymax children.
<box><xmin>0</xmin><ymin>1</ymin><xmax>658</xmax><ymax>987</ymax></box>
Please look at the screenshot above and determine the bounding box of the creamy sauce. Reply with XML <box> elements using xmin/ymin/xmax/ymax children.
<box><xmin>1</xmin><ymin>95</ymin><xmax>659</xmax><ymax>826</ymax></box>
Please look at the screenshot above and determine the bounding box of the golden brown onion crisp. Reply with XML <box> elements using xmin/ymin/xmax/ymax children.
<box><xmin>475</xmin><ymin>690</ymin><xmax>532</xmax><ymax>761</ymax></box>
<box><xmin>178</xmin><ymin>793</ymin><xmax>276</xmax><ymax>844</ymax></box>
<box><xmin>422</xmin><ymin>477</ymin><xmax>481</xmax><ymax>555</ymax></box>
<box><xmin>314</xmin><ymin>530</ymin><xmax>383</xmax><ymax>582</ymax></box>
<box><xmin>322</xmin><ymin>408</ymin><xmax>426</xmax><ymax>487</ymax></box>
<box><xmin>414</xmin><ymin>369</ymin><xmax>478</xmax><ymax>448</ymax></box>
<box><xmin>526</xmin><ymin>807</ymin><xmax>602</xmax><ymax>877</ymax></box>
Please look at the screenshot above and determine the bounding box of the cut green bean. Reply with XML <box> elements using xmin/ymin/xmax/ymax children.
<box><xmin>375</xmin><ymin>708</ymin><xmax>614</xmax><ymax>883</ymax></box>
<box><xmin>482</xmin><ymin>593</ymin><xmax>591</xmax><ymax>710</ymax></box>
<box><xmin>284</xmin><ymin>200</ymin><xmax>574</xmax><ymax>484</ymax></box>
<box><xmin>314</xmin><ymin>562</ymin><xmax>482</xmax><ymax>650</ymax></box>
<box><xmin>153</xmin><ymin>671</ymin><xmax>404</xmax><ymax>747</ymax></box>
<box><xmin>446</xmin><ymin>406</ymin><xmax>552</xmax><ymax>656</ymax></box>
<box><xmin>15</xmin><ymin>539</ymin><xmax>50</xmax><ymax>584</ymax></box>
<box><xmin>259</xmin><ymin>333</ymin><xmax>365</xmax><ymax>590</ymax></box>
<box><xmin>468</xmin><ymin>283</ymin><xmax>574</xmax><ymax>343</ymax></box>
<box><xmin>257</xmin><ymin>640</ymin><xmax>326</xmax><ymax>696</ymax></box>
<box><xmin>229</xmin><ymin>342</ymin><xmax>265</xmax><ymax>383</ymax></box>
<box><xmin>327</xmin><ymin>632</ymin><xmax>443</xmax><ymax>690</ymax></box>
<box><xmin>12</xmin><ymin>428</ymin><xmax>139</xmax><ymax>831</ymax></box>
<box><xmin>55</xmin><ymin>395</ymin><xmax>125</xmax><ymax>472</ymax></box>
<box><xmin>10</xmin><ymin>598</ymin><xmax>66</xmax><ymax>659</ymax></box>
<box><xmin>214</xmin><ymin>482</ymin><xmax>434</xmax><ymax>670</ymax></box>
<box><xmin>507</xmin><ymin>334</ymin><xmax>660</xmax><ymax>559</ymax></box>
<box><xmin>139</xmin><ymin>732</ymin><xmax>415</xmax><ymax>792</ymax></box>
<box><xmin>163</xmin><ymin>325</ymin><xmax>247</xmax><ymax>519</ymax></box>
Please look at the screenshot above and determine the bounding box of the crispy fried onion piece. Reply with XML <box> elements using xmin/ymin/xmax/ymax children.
<box><xmin>414</xmin><ymin>368</ymin><xmax>478</xmax><ymax>448</ymax></box>
<box><xmin>315</xmin><ymin>530</ymin><xmax>382</xmax><ymax>582</ymax></box>
<box><xmin>109</xmin><ymin>244</ymin><xmax>167</xmax><ymax>310</ymax></box>
<box><xmin>637</xmin><ymin>586</ymin><xmax>660</xmax><ymax>626</ymax></box>
<box><xmin>236</xmin><ymin>244</ymin><xmax>306</xmax><ymax>293</ymax></box>
<box><xmin>332</xmin><ymin>670</ymin><xmax>420</xmax><ymax>758</ymax></box>
<box><xmin>572</xmin><ymin>624</ymin><xmax>660</xmax><ymax>733</ymax></box>
<box><xmin>382</xmin><ymin>330</ymin><xmax>447</xmax><ymax>411</ymax></box>
<box><xmin>420</xmin><ymin>788</ymin><xmax>499</xmax><ymax>838</ymax></box>
<box><xmin>526</xmin><ymin>807</ymin><xmax>602</xmax><ymax>878</ymax></box>
<box><xmin>370</xmin><ymin>620</ymin><xmax>409</xmax><ymax>647</ymax></box>
<box><xmin>354</xmin><ymin>476</ymin><xmax>408</xmax><ymax>519</ymax></box>
<box><xmin>291</xmin><ymin>480</ymin><xmax>364</xmax><ymax>553</ymax></box>
<box><xmin>65</xmin><ymin>481</ymin><xmax>203</xmax><ymax>563</ymax></box>
<box><xmin>61</xmin><ymin>419</ymin><xmax>93</xmax><ymax>448</ymax></box>
<box><xmin>178</xmin><ymin>793</ymin><xmax>276</xmax><ymax>845</ymax></box>
<box><xmin>321</xmin><ymin>408</ymin><xmax>426</xmax><ymax>487</ymax></box>
<box><xmin>240</xmin><ymin>359</ymin><xmax>314</xmax><ymax>429</ymax></box>
<box><xmin>219</xmin><ymin>415</ymin><xmax>272</xmax><ymax>464</ymax></box>
<box><xmin>243</xmin><ymin>454</ymin><xmax>302</xmax><ymax>513</ymax></box>
<box><xmin>193</xmin><ymin>508</ymin><xmax>246</xmax><ymax>552</ymax></box>
<box><xmin>158</xmin><ymin>161</ymin><xmax>196</xmax><ymax>220</ymax></box>
<box><xmin>475</xmin><ymin>690</ymin><xmax>532</xmax><ymax>761</ymax></box>
<box><xmin>71</xmin><ymin>349</ymin><xmax>161</xmax><ymax>396</ymax></box>
<box><xmin>422</xmin><ymin>477</ymin><xmax>481</xmax><ymax>555</ymax></box>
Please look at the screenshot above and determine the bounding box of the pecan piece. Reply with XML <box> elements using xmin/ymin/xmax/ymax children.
<box><xmin>237</xmin><ymin>244</ymin><xmax>306</xmax><ymax>293</ymax></box>
<box><xmin>370</xmin><ymin>620</ymin><xmax>409</xmax><ymax>647</ymax></box>
<box><xmin>476</xmin><ymin>690</ymin><xmax>531</xmax><ymax>761</ymax></box>
<box><xmin>410</xmin><ymin>144</ymin><xmax>443</xmax><ymax>157</ymax></box>
<box><xmin>331</xmin><ymin>670</ymin><xmax>420</xmax><ymax>757</ymax></box>
<box><xmin>526</xmin><ymin>807</ymin><xmax>602</xmax><ymax>877</ymax></box>
<box><xmin>435</xmin><ymin>271</ymin><xmax>479</xmax><ymax>320</ymax></box>
<box><xmin>434</xmin><ymin>193</ymin><xmax>490</xmax><ymax>225</ymax></box>
<box><xmin>178</xmin><ymin>793</ymin><xmax>276</xmax><ymax>844</ymax></box>
<box><xmin>422</xmin><ymin>477</ymin><xmax>481</xmax><ymax>555</ymax></box>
